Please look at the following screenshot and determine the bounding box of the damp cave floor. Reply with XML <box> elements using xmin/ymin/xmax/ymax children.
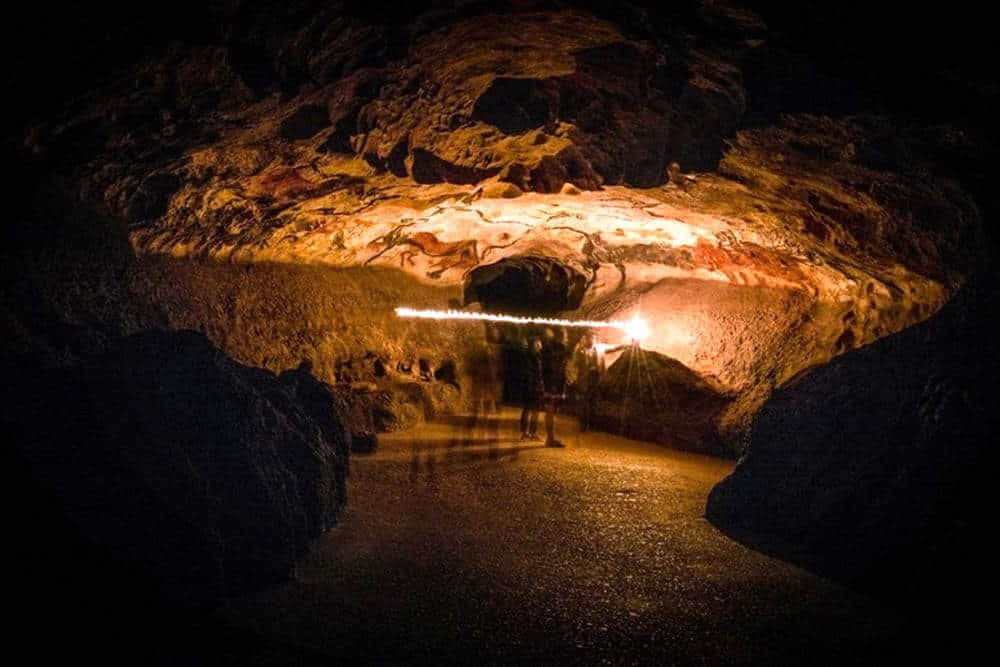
<box><xmin>215</xmin><ymin>409</ymin><xmax>917</xmax><ymax>665</ymax></box>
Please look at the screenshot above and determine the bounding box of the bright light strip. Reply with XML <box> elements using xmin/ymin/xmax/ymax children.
<box><xmin>395</xmin><ymin>307</ymin><xmax>650</xmax><ymax>341</ymax></box>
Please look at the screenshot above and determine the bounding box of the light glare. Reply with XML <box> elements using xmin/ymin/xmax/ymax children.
<box><xmin>624</xmin><ymin>315</ymin><xmax>650</xmax><ymax>342</ymax></box>
<box><xmin>395</xmin><ymin>307</ymin><xmax>650</xmax><ymax>339</ymax></box>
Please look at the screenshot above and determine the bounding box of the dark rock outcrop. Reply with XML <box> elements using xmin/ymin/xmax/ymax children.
<box><xmin>7</xmin><ymin>329</ymin><xmax>349</xmax><ymax>608</ymax></box>
<box><xmin>588</xmin><ymin>346</ymin><xmax>732</xmax><ymax>454</ymax></box>
<box><xmin>706</xmin><ymin>276</ymin><xmax>997</xmax><ymax>599</ymax></box>
<box><xmin>472</xmin><ymin>77</ymin><xmax>559</xmax><ymax>135</ymax></box>
<box><xmin>465</xmin><ymin>256</ymin><xmax>588</xmax><ymax>315</ymax></box>
<box><xmin>279</xmin><ymin>103</ymin><xmax>331</xmax><ymax>141</ymax></box>
<box><xmin>3</xmin><ymin>175</ymin><xmax>355</xmax><ymax>609</ymax></box>
<box><xmin>409</xmin><ymin>146</ymin><xmax>501</xmax><ymax>185</ymax></box>
<box><xmin>330</xmin><ymin>384</ymin><xmax>381</xmax><ymax>453</ymax></box>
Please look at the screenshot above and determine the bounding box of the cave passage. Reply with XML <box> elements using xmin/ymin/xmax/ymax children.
<box><xmin>7</xmin><ymin>0</ymin><xmax>992</xmax><ymax>661</ymax></box>
<box><xmin>218</xmin><ymin>409</ymin><xmax>912</xmax><ymax>663</ymax></box>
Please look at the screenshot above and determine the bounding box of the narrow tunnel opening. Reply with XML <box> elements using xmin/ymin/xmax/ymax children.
<box><xmin>463</xmin><ymin>255</ymin><xmax>587</xmax><ymax>315</ymax></box>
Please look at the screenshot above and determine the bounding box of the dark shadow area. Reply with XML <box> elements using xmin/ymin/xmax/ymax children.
<box><xmin>464</xmin><ymin>255</ymin><xmax>587</xmax><ymax>316</ymax></box>
<box><xmin>472</xmin><ymin>77</ymin><xmax>558</xmax><ymax>134</ymax></box>
<box><xmin>4</xmin><ymin>331</ymin><xmax>350</xmax><ymax>606</ymax></box>
<box><xmin>2</xmin><ymin>355</ymin><xmax>348</xmax><ymax>665</ymax></box>
<box><xmin>707</xmin><ymin>274</ymin><xmax>997</xmax><ymax>638</ymax></box>
<box><xmin>743</xmin><ymin>1</ymin><xmax>998</xmax><ymax>129</ymax></box>
<box><xmin>589</xmin><ymin>346</ymin><xmax>733</xmax><ymax>456</ymax></box>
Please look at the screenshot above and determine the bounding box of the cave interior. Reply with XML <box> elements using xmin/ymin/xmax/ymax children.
<box><xmin>3</xmin><ymin>0</ymin><xmax>997</xmax><ymax>663</ymax></box>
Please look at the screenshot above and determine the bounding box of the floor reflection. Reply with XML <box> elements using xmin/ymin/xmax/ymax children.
<box><xmin>403</xmin><ymin>409</ymin><xmax>558</xmax><ymax>481</ymax></box>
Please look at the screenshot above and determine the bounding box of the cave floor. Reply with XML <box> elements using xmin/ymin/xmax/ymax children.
<box><xmin>217</xmin><ymin>409</ymin><xmax>911</xmax><ymax>664</ymax></box>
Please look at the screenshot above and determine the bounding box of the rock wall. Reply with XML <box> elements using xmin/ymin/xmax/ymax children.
<box><xmin>7</xmin><ymin>331</ymin><xmax>349</xmax><ymax>606</ymax></box>
<box><xmin>706</xmin><ymin>275</ymin><xmax>997</xmax><ymax>600</ymax></box>
<box><xmin>587</xmin><ymin>346</ymin><xmax>733</xmax><ymax>454</ymax></box>
<box><xmin>2</xmin><ymin>179</ymin><xmax>355</xmax><ymax>609</ymax></box>
<box><xmin>131</xmin><ymin>255</ymin><xmax>469</xmax><ymax>429</ymax></box>
<box><xmin>22</xmin><ymin>2</ymin><xmax>984</xmax><ymax>452</ymax></box>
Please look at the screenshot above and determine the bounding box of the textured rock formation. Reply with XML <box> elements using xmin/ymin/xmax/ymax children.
<box><xmin>2</xmin><ymin>171</ymin><xmax>354</xmax><ymax>609</ymax></box>
<box><xmin>349</xmin><ymin>10</ymin><xmax>746</xmax><ymax>191</ymax></box>
<box><xmin>587</xmin><ymin>346</ymin><xmax>733</xmax><ymax>454</ymax></box>
<box><xmin>22</xmin><ymin>1</ymin><xmax>983</xmax><ymax>451</ymax></box>
<box><xmin>130</xmin><ymin>255</ymin><xmax>466</xmax><ymax>430</ymax></box>
<box><xmin>706</xmin><ymin>275</ymin><xmax>996</xmax><ymax>601</ymax></box>
<box><xmin>5</xmin><ymin>329</ymin><xmax>349</xmax><ymax>607</ymax></box>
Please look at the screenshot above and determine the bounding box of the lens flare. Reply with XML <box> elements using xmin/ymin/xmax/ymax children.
<box><xmin>623</xmin><ymin>315</ymin><xmax>650</xmax><ymax>342</ymax></box>
<box><xmin>395</xmin><ymin>307</ymin><xmax>649</xmax><ymax>340</ymax></box>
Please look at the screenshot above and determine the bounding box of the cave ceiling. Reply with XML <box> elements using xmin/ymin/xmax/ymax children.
<box><xmin>29</xmin><ymin>1</ymin><xmax>982</xmax><ymax>415</ymax></box>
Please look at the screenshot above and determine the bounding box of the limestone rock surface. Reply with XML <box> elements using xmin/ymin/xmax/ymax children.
<box><xmin>25</xmin><ymin>1</ymin><xmax>984</xmax><ymax>450</ymax></box>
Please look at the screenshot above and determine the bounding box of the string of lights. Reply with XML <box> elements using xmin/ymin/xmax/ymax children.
<box><xmin>394</xmin><ymin>307</ymin><xmax>650</xmax><ymax>341</ymax></box>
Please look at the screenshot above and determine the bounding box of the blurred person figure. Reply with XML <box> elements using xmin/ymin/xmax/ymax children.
<box><xmin>519</xmin><ymin>336</ymin><xmax>543</xmax><ymax>441</ymax></box>
<box><xmin>466</xmin><ymin>323</ymin><xmax>503</xmax><ymax>451</ymax></box>
<box><xmin>574</xmin><ymin>331</ymin><xmax>607</xmax><ymax>432</ymax></box>
<box><xmin>541</xmin><ymin>327</ymin><xmax>570</xmax><ymax>447</ymax></box>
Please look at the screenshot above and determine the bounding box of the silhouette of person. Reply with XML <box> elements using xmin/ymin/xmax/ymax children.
<box><xmin>541</xmin><ymin>327</ymin><xmax>569</xmax><ymax>447</ymax></box>
<box><xmin>464</xmin><ymin>327</ymin><xmax>502</xmax><ymax>454</ymax></box>
<box><xmin>473</xmin><ymin>330</ymin><xmax>502</xmax><ymax>422</ymax></box>
<box><xmin>519</xmin><ymin>336</ymin><xmax>543</xmax><ymax>441</ymax></box>
<box><xmin>575</xmin><ymin>332</ymin><xmax>606</xmax><ymax>432</ymax></box>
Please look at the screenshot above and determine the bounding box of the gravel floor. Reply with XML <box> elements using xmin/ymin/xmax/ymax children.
<box><xmin>218</xmin><ymin>409</ymin><xmax>911</xmax><ymax>665</ymax></box>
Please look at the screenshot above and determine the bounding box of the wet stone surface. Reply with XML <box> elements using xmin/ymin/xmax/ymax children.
<box><xmin>220</xmin><ymin>410</ymin><xmax>912</xmax><ymax>664</ymax></box>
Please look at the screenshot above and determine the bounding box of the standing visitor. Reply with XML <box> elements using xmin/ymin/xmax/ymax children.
<box><xmin>575</xmin><ymin>331</ymin><xmax>606</xmax><ymax>432</ymax></box>
<box><xmin>519</xmin><ymin>336</ymin><xmax>543</xmax><ymax>441</ymax></box>
<box><xmin>541</xmin><ymin>327</ymin><xmax>569</xmax><ymax>448</ymax></box>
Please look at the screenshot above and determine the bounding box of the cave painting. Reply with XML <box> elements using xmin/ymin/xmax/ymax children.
<box><xmin>365</xmin><ymin>223</ymin><xmax>480</xmax><ymax>278</ymax></box>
